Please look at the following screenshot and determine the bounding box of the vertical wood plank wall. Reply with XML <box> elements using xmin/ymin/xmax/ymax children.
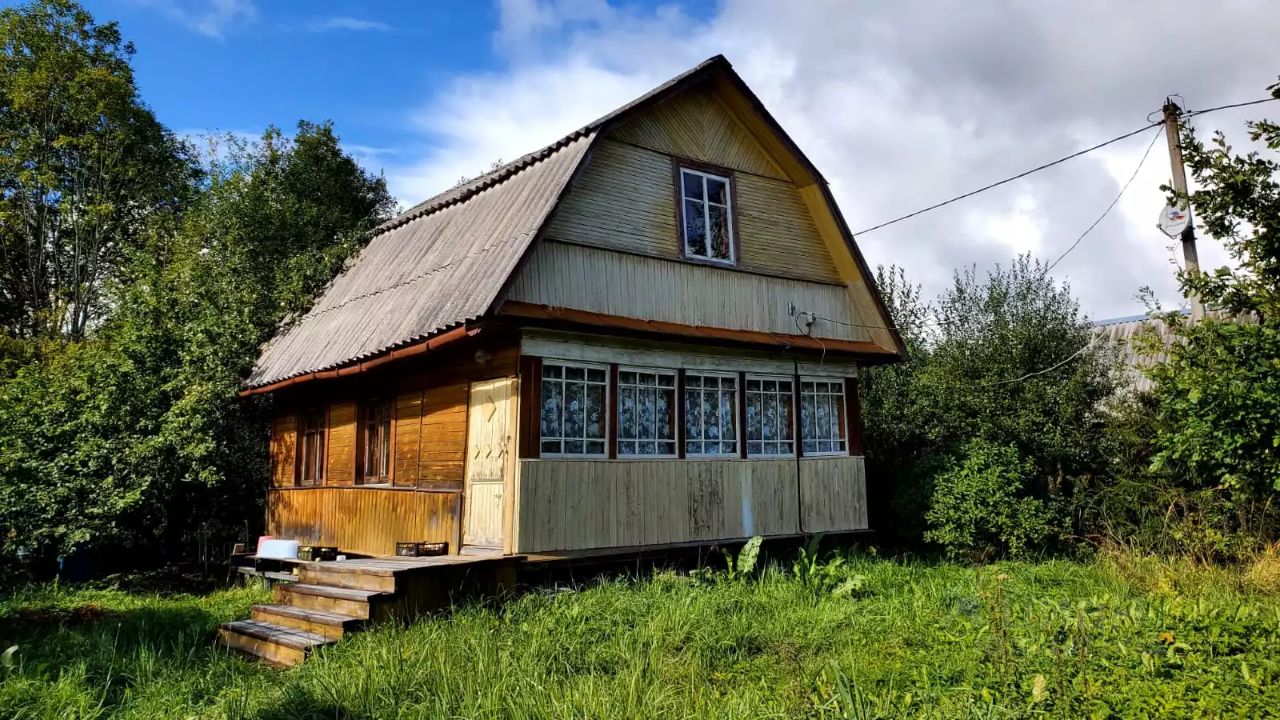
<box><xmin>266</xmin><ymin>488</ymin><xmax>458</xmax><ymax>558</ymax></box>
<box><xmin>512</xmin><ymin>456</ymin><xmax>867</xmax><ymax>553</ymax></box>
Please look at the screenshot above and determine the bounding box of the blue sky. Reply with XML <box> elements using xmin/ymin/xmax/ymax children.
<box><xmin>105</xmin><ymin>2</ymin><xmax>500</xmax><ymax>153</ymax></box>
<box><xmin>49</xmin><ymin>2</ymin><xmax>1280</xmax><ymax>318</ymax></box>
<box><xmin>85</xmin><ymin>0</ymin><xmax>719</xmax><ymax>200</ymax></box>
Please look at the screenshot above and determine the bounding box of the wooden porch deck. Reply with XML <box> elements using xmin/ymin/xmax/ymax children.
<box><xmin>219</xmin><ymin>552</ymin><xmax>520</xmax><ymax>666</ymax></box>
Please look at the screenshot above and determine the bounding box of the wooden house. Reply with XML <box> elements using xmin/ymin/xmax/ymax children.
<box><xmin>242</xmin><ymin>54</ymin><xmax>904</xmax><ymax>563</ymax></box>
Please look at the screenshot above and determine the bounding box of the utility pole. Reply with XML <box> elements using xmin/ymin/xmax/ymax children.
<box><xmin>1162</xmin><ymin>98</ymin><xmax>1204</xmax><ymax>319</ymax></box>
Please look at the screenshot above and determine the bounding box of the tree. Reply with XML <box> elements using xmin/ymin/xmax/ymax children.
<box><xmin>862</xmin><ymin>257</ymin><xmax>1116</xmax><ymax>556</ymax></box>
<box><xmin>1136</xmin><ymin>79</ymin><xmax>1280</xmax><ymax>543</ymax></box>
<box><xmin>0</xmin><ymin>122</ymin><xmax>394</xmax><ymax>559</ymax></box>
<box><xmin>0</xmin><ymin>0</ymin><xmax>197</xmax><ymax>341</ymax></box>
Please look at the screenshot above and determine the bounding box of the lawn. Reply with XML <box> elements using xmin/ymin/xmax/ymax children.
<box><xmin>2</xmin><ymin>548</ymin><xmax>1279</xmax><ymax>719</ymax></box>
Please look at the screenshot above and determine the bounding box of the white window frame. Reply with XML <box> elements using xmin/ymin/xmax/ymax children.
<box><xmin>615</xmin><ymin>366</ymin><xmax>679</xmax><ymax>459</ymax></box>
<box><xmin>744</xmin><ymin>373</ymin><xmax>796</xmax><ymax>458</ymax></box>
<box><xmin>539</xmin><ymin>359</ymin><xmax>610</xmax><ymax>459</ymax></box>
<box><xmin>683</xmin><ymin>370</ymin><xmax>740</xmax><ymax>459</ymax></box>
<box><xmin>679</xmin><ymin>167</ymin><xmax>735</xmax><ymax>265</ymax></box>
<box><xmin>799</xmin><ymin>378</ymin><xmax>848</xmax><ymax>457</ymax></box>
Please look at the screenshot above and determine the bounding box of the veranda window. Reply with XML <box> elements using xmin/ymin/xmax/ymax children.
<box><xmin>299</xmin><ymin>408</ymin><xmax>326</xmax><ymax>486</ymax></box>
<box><xmin>800</xmin><ymin>379</ymin><xmax>847</xmax><ymax>455</ymax></box>
<box><xmin>617</xmin><ymin>368</ymin><xmax>677</xmax><ymax>456</ymax></box>
<box><xmin>684</xmin><ymin>372</ymin><xmax>738</xmax><ymax>457</ymax></box>
<box><xmin>745</xmin><ymin>376</ymin><xmax>794</xmax><ymax>457</ymax></box>
<box><xmin>679</xmin><ymin>168</ymin><xmax>734</xmax><ymax>264</ymax></box>
<box><xmin>362</xmin><ymin>399</ymin><xmax>393</xmax><ymax>484</ymax></box>
<box><xmin>540</xmin><ymin>362</ymin><xmax>608</xmax><ymax>457</ymax></box>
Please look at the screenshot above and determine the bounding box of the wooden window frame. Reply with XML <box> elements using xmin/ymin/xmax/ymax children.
<box><xmin>358</xmin><ymin>398</ymin><xmax>395</xmax><ymax>486</ymax></box>
<box><xmin>538</xmin><ymin>359</ymin><xmax>611</xmax><ymax>459</ymax></box>
<box><xmin>673</xmin><ymin>160</ymin><xmax>739</xmax><ymax>267</ymax></box>
<box><xmin>798</xmin><ymin>377</ymin><xmax>849</xmax><ymax>457</ymax></box>
<box><xmin>615</xmin><ymin>365</ymin><xmax>679</xmax><ymax>459</ymax></box>
<box><xmin>744</xmin><ymin>373</ymin><xmax>797</xmax><ymax>458</ymax></box>
<box><xmin>845</xmin><ymin>377</ymin><xmax>865</xmax><ymax>456</ymax></box>
<box><xmin>682</xmin><ymin>370</ymin><xmax>741</xmax><ymax>459</ymax></box>
<box><xmin>296</xmin><ymin>407</ymin><xmax>327</xmax><ymax>487</ymax></box>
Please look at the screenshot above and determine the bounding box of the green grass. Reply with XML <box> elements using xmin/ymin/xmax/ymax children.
<box><xmin>2</xmin><ymin>551</ymin><xmax>1279</xmax><ymax>718</ymax></box>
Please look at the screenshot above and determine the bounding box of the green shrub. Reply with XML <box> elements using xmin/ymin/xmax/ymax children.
<box><xmin>924</xmin><ymin>439</ymin><xmax>1054</xmax><ymax>559</ymax></box>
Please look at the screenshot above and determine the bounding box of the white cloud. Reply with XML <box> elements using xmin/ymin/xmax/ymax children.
<box><xmin>305</xmin><ymin>17</ymin><xmax>391</xmax><ymax>33</ymax></box>
<box><xmin>137</xmin><ymin>0</ymin><xmax>256</xmax><ymax>39</ymax></box>
<box><xmin>376</xmin><ymin>0</ymin><xmax>1280</xmax><ymax>319</ymax></box>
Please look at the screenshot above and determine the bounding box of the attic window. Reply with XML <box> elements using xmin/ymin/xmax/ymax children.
<box><xmin>678</xmin><ymin>167</ymin><xmax>735</xmax><ymax>264</ymax></box>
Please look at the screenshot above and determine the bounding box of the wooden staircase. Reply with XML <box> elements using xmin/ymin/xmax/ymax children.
<box><xmin>219</xmin><ymin>554</ymin><xmax>515</xmax><ymax>667</ymax></box>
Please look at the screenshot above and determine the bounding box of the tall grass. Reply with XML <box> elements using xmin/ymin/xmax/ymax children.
<box><xmin>2</xmin><ymin>550</ymin><xmax>1279</xmax><ymax>718</ymax></box>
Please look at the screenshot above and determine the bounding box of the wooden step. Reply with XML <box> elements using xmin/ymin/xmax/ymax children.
<box><xmin>250</xmin><ymin>604</ymin><xmax>362</xmax><ymax>640</ymax></box>
<box><xmin>277</xmin><ymin>583</ymin><xmax>387</xmax><ymax>619</ymax></box>
<box><xmin>218</xmin><ymin>619</ymin><xmax>334</xmax><ymax>667</ymax></box>
<box><xmin>297</xmin><ymin>563</ymin><xmax>396</xmax><ymax>593</ymax></box>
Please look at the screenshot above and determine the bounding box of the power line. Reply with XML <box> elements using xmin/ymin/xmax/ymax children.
<box><xmin>1043</xmin><ymin>125</ymin><xmax>1163</xmax><ymax>274</ymax></box>
<box><xmin>977</xmin><ymin>340</ymin><xmax>1095</xmax><ymax>387</ymax></box>
<box><xmin>853</xmin><ymin>121</ymin><xmax>1161</xmax><ymax>236</ymax></box>
<box><xmin>852</xmin><ymin>95</ymin><xmax>1279</xmax><ymax>238</ymax></box>
<box><xmin>1186</xmin><ymin>96</ymin><xmax>1277</xmax><ymax>117</ymax></box>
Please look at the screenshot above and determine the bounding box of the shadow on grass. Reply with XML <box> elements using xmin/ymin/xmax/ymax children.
<box><xmin>1</xmin><ymin>599</ymin><xmax>224</xmax><ymax>671</ymax></box>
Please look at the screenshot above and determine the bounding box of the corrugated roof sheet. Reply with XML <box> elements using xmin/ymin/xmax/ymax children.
<box><xmin>1093</xmin><ymin>314</ymin><xmax>1182</xmax><ymax>393</ymax></box>
<box><xmin>247</xmin><ymin>132</ymin><xmax>595</xmax><ymax>388</ymax></box>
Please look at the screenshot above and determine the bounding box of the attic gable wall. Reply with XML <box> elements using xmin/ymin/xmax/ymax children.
<box><xmin>609</xmin><ymin>82</ymin><xmax>788</xmax><ymax>180</ymax></box>
<box><xmin>543</xmin><ymin>84</ymin><xmax>842</xmax><ymax>284</ymax></box>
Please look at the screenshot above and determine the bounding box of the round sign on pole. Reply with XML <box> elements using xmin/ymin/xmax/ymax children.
<box><xmin>1158</xmin><ymin>204</ymin><xmax>1192</xmax><ymax>238</ymax></box>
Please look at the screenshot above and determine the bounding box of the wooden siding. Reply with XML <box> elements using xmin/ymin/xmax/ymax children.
<box><xmin>544</xmin><ymin>138</ymin><xmax>841</xmax><ymax>284</ymax></box>
<box><xmin>420</xmin><ymin>382</ymin><xmax>468</xmax><ymax>491</ymax></box>
<box><xmin>512</xmin><ymin>456</ymin><xmax>867</xmax><ymax>553</ymax></box>
<box><xmin>609</xmin><ymin>85</ymin><xmax>787</xmax><ymax>180</ymax></box>
<box><xmin>521</xmin><ymin>329</ymin><xmax>859</xmax><ymax>377</ymax></box>
<box><xmin>269</xmin><ymin>413</ymin><xmax>297</xmax><ymax>488</ymax></box>
<box><xmin>393</xmin><ymin>391</ymin><xmax>423</xmax><ymax>487</ymax></box>
<box><xmin>799</xmin><ymin>457</ymin><xmax>868</xmax><ymax>532</ymax></box>
<box><xmin>507</xmin><ymin>241</ymin><xmax>872</xmax><ymax>343</ymax></box>
<box><xmin>325</xmin><ymin>401</ymin><xmax>357</xmax><ymax>486</ymax></box>
<box><xmin>267</xmin><ymin>488</ymin><xmax>458</xmax><ymax>557</ymax></box>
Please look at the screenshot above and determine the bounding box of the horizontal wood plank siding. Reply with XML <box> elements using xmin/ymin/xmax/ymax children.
<box><xmin>507</xmin><ymin>241</ymin><xmax>870</xmax><ymax>342</ymax></box>
<box><xmin>544</xmin><ymin>138</ymin><xmax>840</xmax><ymax>284</ymax></box>
<box><xmin>419</xmin><ymin>382</ymin><xmax>468</xmax><ymax>491</ymax></box>
<box><xmin>394</xmin><ymin>390</ymin><xmax>423</xmax><ymax>487</ymax></box>
<box><xmin>267</xmin><ymin>488</ymin><xmax>458</xmax><ymax>557</ymax></box>
<box><xmin>512</xmin><ymin>456</ymin><xmax>867</xmax><ymax>553</ymax></box>
<box><xmin>326</xmin><ymin>401</ymin><xmax>357</xmax><ymax>486</ymax></box>
<box><xmin>269</xmin><ymin>413</ymin><xmax>297</xmax><ymax>488</ymax></box>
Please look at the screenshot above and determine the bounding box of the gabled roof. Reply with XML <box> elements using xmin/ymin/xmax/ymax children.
<box><xmin>245</xmin><ymin>55</ymin><xmax>904</xmax><ymax>392</ymax></box>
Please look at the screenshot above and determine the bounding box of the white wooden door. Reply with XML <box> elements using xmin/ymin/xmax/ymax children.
<box><xmin>463</xmin><ymin>378</ymin><xmax>516</xmax><ymax>548</ymax></box>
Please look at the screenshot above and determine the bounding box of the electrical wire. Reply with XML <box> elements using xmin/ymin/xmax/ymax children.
<box><xmin>852</xmin><ymin>121</ymin><xmax>1161</xmax><ymax>236</ymax></box>
<box><xmin>1043</xmin><ymin>125</ymin><xmax>1163</xmax><ymax>274</ymax></box>
<box><xmin>852</xmin><ymin>95</ymin><xmax>1278</xmax><ymax>238</ymax></box>
<box><xmin>797</xmin><ymin>96</ymin><xmax>1277</xmax><ymax>382</ymax></box>
<box><xmin>1185</xmin><ymin>96</ymin><xmax>1278</xmax><ymax>117</ymax></box>
<box><xmin>976</xmin><ymin>339</ymin><xmax>1095</xmax><ymax>387</ymax></box>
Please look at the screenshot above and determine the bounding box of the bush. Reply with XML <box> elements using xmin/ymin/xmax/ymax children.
<box><xmin>862</xmin><ymin>258</ymin><xmax>1115</xmax><ymax>556</ymax></box>
<box><xmin>924</xmin><ymin>439</ymin><xmax>1054</xmax><ymax>559</ymax></box>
